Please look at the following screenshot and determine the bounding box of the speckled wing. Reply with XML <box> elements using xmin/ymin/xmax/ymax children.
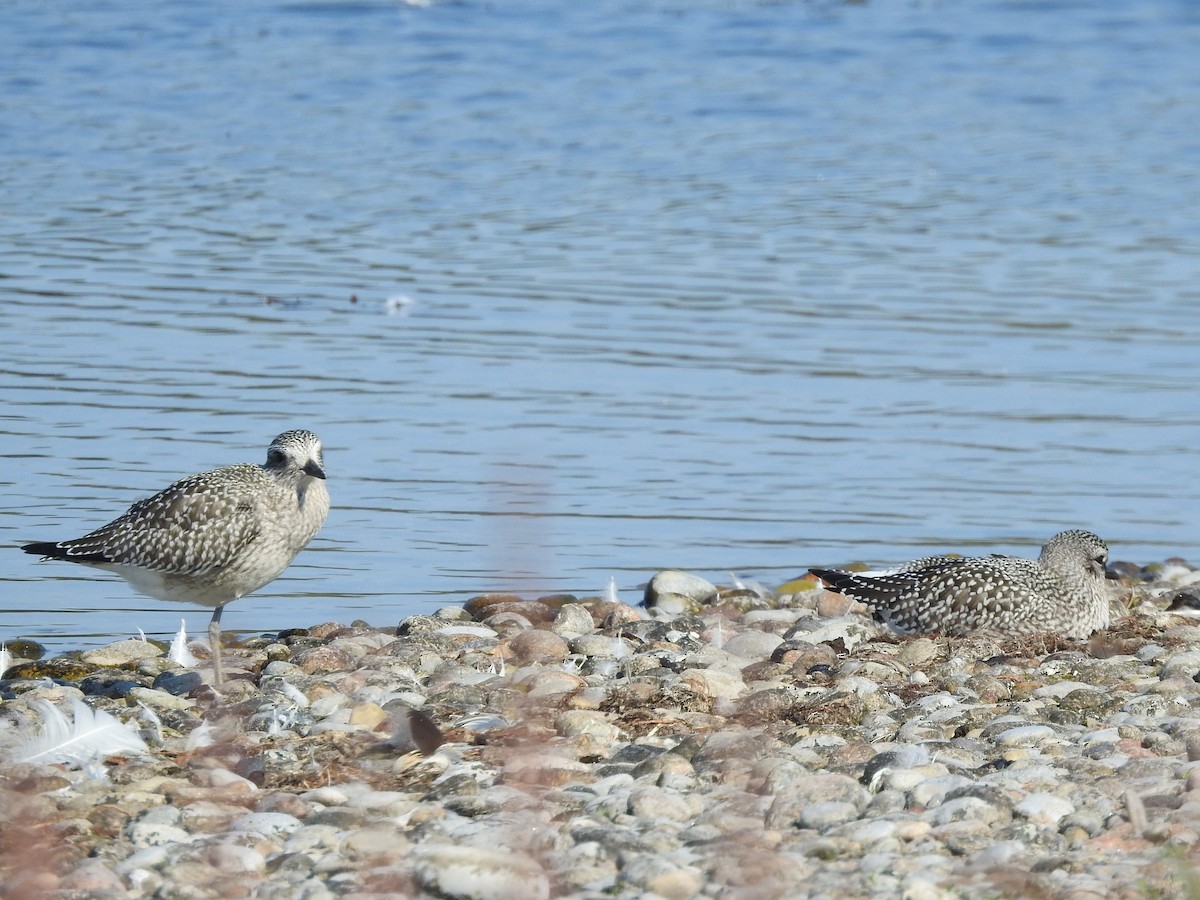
<box><xmin>880</xmin><ymin>559</ymin><xmax>1034</xmax><ymax>634</ymax></box>
<box><xmin>811</xmin><ymin>557</ymin><xmax>1043</xmax><ymax>635</ymax></box>
<box><xmin>36</xmin><ymin>466</ymin><xmax>264</xmax><ymax>576</ymax></box>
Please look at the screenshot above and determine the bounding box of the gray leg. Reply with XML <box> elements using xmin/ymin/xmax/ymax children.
<box><xmin>209</xmin><ymin>604</ymin><xmax>225</xmax><ymax>686</ymax></box>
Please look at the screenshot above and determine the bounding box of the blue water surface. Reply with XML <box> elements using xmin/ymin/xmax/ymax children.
<box><xmin>2</xmin><ymin>0</ymin><xmax>1199</xmax><ymax>651</ymax></box>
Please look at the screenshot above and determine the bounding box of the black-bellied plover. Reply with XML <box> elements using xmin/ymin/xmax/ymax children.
<box><xmin>809</xmin><ymin>529</ymin><xmax>1114</xmax><ymax>639</ymax></box>
<box><xmin>22</xmin><ymin>430</ymin><xmax>330</xmax><ymax>684</ymax></box>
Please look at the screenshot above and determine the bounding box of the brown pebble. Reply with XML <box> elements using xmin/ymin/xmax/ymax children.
<box><xmin>180</xmin><ymin>800</ymin><xmax>247</xmax><ymax>832</ymax></box>
<box><xmin>306</xmin><ymin>621</ymin><xmax>351</xmax><ymax>640</ymax></box>
<box><xmin>782</xmin><ymin>642</ymin><xmax>838</xmax><ymax>674</ymax></box>
<box><xmin>525</xmin><ymin>669</ymin><xmax>587</xmax><ymax>697</ymax></box>
<box><xmin>85</xmin><ymin>804</ymin><xmax>130</xmax><ymax>839</ymax></box>
<box><xmin>254</xmin><ymin>791</ymin><xmax>316</xmax><ymax>819</ymax></box>
<box><xmin>741</xmin><ymin>660</ymin><xmax>790</xmax><ymax>682</ymax></box>
<box><xmin>165</xmin><ymin>781</ymin><xmax>256</xmax><ymax>806</ymax></box>
<box><xmin>733</xmin><ymin>688</ymin><xmax>800</xmax><ymax>724</ymax></box>
<box><xmin>816</xmin><ymin>590</ymin><xmax>857</xmax><ymax>618</ymax></box>
<box><xmin>473</xmin><ymin>598</ymin><xmax>559</xmax><ymax>627</ymax></box>
<box><xmin>580</xmin><ymin>599</ymin><xmax>640</xmax><ymax>628</ymax></box>
<box><xmin>290</xmin><ymin>644</ymin><xmax>360</xmax><ymax>674</ymax></box>
<box><xmin>508</xmin><ymin>629</ymin><xmax>570</xmax><ymax>663</ymax></box>
<box><xmin>463</xmin><ymin>593</ymin><xmax>526</xmax><ymax>620</ymax></box>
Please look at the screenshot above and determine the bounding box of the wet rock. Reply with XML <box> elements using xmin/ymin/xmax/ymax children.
<box><xmin>4</xmin><ymin>658</ymin><xmax>102</xmax><ymax>681</ymax></box>
<box><xmin>2</xmin><ymin>638</ymin><xmax>47</xmax><ymax>660</ymax></box>
<box><xmin>129</xmin><ymin>685</ymin><xmax>199</xmax><ymax>711</ymax></box>
<box><xmin>80</xmin><ymin>639</ymin><xmax>165</xmax><ymax>667</ymax></box>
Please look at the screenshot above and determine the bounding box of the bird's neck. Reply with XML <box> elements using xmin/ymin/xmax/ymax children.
<box><xmin>297</xmin><ymin>476</ymin><xmax>330</xmax><ymax>516</ymax></box>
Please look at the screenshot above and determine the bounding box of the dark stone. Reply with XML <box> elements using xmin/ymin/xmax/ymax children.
<box><xmin>153</xmin><ymin>670</ymin><xmax>206</xmax><ymax>697</ymax></box>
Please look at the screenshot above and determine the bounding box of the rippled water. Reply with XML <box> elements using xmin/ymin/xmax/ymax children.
<box><xmin>3</xmin><ymin>0</ymin><xmax>1200</xmax><ymax>652</ymax></box>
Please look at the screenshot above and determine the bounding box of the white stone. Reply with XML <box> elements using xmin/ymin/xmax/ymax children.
<box><xmin>227</xmin><ymin>812</ymin><xmax>304</xmax><ymax>839</ymax></box>
<box><xmin>721</xmin><ymin>631</ymin><xmax>783</xmax><ymax>661</ymax></box>
<box><xmin>412</xmin><ymin>845</ymin><xmax>550</xmax><ymax>900</ymax></box>
<box><xmin>994</xmin><ymin>725</ymin><xmax>1057</xmax><ymax>747</ymax></box>
<box><xmin>127</xmin><ymin>823</ymin><xmax>194</xmax><ymax>849</ymax></box>
<box><xmin>646</xmin><ymin>570</ymin><xmax>717</xmax><ymax>603</ymax></box>
<box><xmin>1015</xmin><ymin>792</ymin><xmax>1075</xmax><ymax>826</ymax></box>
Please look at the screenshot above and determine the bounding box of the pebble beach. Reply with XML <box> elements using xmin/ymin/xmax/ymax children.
<box><xmin>4</xmin><ymin>559</ymin><xmax>1200</xmax><ymax>899</ymax></box>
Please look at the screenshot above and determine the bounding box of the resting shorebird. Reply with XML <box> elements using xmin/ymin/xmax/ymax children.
<box><xmin>22</xmin><ymin>430</ymin><xmax>330</xmax><ymax>684</ymax></box>
<box><xmin>809</xmin><ymin>529</ymin><xmax>1113</xmax><ymax>639</ymax></box>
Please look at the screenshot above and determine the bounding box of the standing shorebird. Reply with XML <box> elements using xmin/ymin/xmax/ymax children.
<box><xmin>21</xmin><ymin>430</ymin><xmax>330</xmax><ymax>685</ymax></box>
<box><xmin>809</xmin><ymin>529</ymin><xmax>1114</xmax><ymax>639</ymax></box>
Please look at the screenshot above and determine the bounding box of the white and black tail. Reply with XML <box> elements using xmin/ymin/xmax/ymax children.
<box><xmin>21</xmin><ymin>539</ymin><xmax>111</xmax><ymax>565</ymax></box>
<box><xmin>808</xmin><ymin>567</ymin><xmax>925</xmax><ymax>608</ymax></box>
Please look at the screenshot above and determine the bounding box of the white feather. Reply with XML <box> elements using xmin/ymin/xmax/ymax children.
<box><xmin>730</xmin><ymin>572</ymin><xmax>771</xmax><ymax>598</ymax></box>
<box><xmin>17</xmin><ymin>698</ymin><xmax>149</xmax><ymax>766</ymax></box>
<box><xmin>82</xmin><ymin>761</ymin><xmax>111</xmax><ymax>781</ymax></box>
<box><xmin>278</xmin><ymin>680</ymin><xmax>309</xmax><ymax>708</ymax></box>
<box><xmin>709</xmin><ymin>620</ymin><xmax>726</xmax><ymax>650</ymax></box>
<box><xmin>169</xmin><ymin>620</ymin><xmax>200</xmax><ymax>668</ymax></box>
<box><xmin>137</xmin><ymin>702</ymin><xmax>164</xmax><ymax>745</ymax></box>
<box><xmin>384</xmin><ymin>293</ymin><xmax>415</xmax><ymax>316</ymax></box>
<box><xmin>607</xmin><ymin>576</ymin><xmax>619</xmax><ymax>604</ymax></box>
<box><xmin>185</xmin><ymin>721</ymin><xmax>216</xmax><ymax>751</ymax></box>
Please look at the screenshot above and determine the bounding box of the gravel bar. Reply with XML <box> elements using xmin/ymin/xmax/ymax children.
<box><xmin>3</xmin><ymin>558</ymin><xmax>1200</xmax><ymax>899</ymax></box>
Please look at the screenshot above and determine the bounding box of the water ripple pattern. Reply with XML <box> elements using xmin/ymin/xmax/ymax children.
<box><xmin>2</xmin><ymin>1</ymin><xmax>1199</xmax><ymax>650</ymax></box>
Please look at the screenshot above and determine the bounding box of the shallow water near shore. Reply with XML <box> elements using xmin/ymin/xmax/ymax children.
<box><xmin>2</xmin><ymin>0</ymin><xmax>1200</xmax><ymax>652</ymax></box>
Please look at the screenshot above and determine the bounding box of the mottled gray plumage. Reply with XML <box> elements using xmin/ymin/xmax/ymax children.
<box><xmin>23</xmin><ymin>430</ymin><xmax>330</xmax><ymax>683</ymax></box>
<box><xmin>809</xmin><ymin>530</ymin><xmax>1113</xmax><ymax>639</ymax></box>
